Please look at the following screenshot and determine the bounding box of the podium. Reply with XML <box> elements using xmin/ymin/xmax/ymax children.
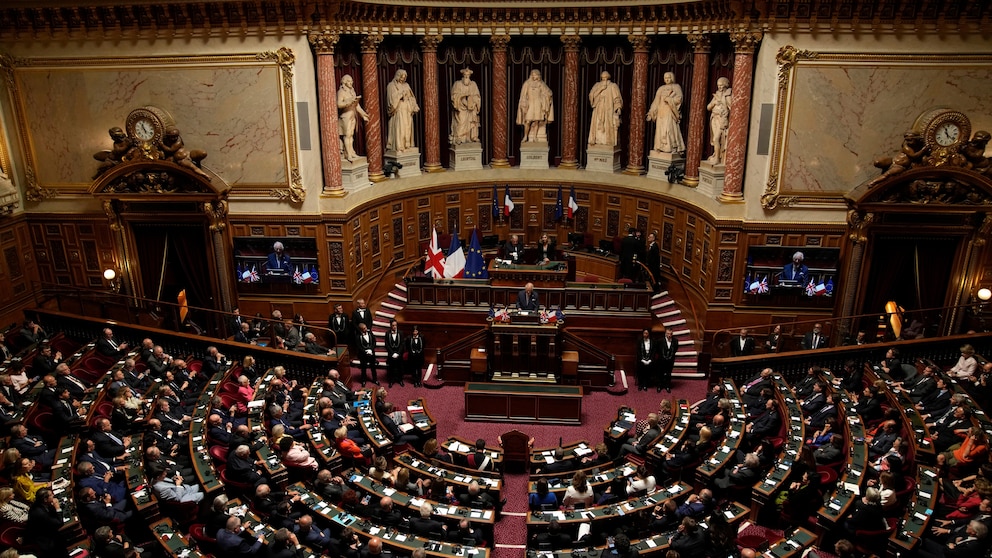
<box><xmin>490</xmin><ymin>320</ymin><xmax>560</xmax><ymax>378</ymax></box>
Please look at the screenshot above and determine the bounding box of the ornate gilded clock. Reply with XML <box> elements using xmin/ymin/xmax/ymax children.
<box><xmin>914</xmin><ymin>108</ymin><xmax>971</xmax><ymax>151</ymax></box>
<box><xmin>124</xmin><ymin>106</ymin><xmax>175</xmax><ymax>145</ymax></box>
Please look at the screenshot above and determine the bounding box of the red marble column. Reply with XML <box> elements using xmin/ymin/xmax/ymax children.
<box><xmin>624</xmin><ymin>35</ymin><xmax>651</xmax><ymax>175</ymax></box>
<box><xmin>308</xmin><ymin>32</ymin><xmax>343</xmax><ymax>193</ymax></box>
<box><xmin>420</xmin><ymin>34</ymin><xmax>444</xmax><ymax>172</ymax></box>
<box><xmin>559</xmin><ymin>35</ymin><xmax>582</xmax><ymax>169</ymax></box>
<box><xmin>682</xmin><ymin>34</ymin><xmax>711</xmax><ymax>188</ymax></box>
<box><xmin>489</xmin><ymin>35</ymin><xmax>511</xmax><ymax>168</ymax></box>
<box><xmin>362</xmin><ymin>33</ymin><xmax>386</xmax><ymax>183</ymax></box>
<box><xmin>722</xmin><ymin>31</ymin><xmax>762</xmax><ymax>202</ymax></box>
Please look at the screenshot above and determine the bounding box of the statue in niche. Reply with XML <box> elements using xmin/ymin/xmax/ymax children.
<box><xmin>385</xmin><ymin>69</ymin><xmax>420</xmax><ymax>153</ymax></box>
<box><xmin>646</xmin><ymin>72</ymin><xmax>685</xmax><ymax>154</ymax></box>
<box><xmin>587</xmin><ymin>71</ymin><xmax>623</xmax><ymax>147</ymax></box>
<box><xmin>92</xmin><ymin>127</ymin><xmax>133</xmax><ymax>179</ymax></box>
<box><xmin>337</xmin><ymin>74</ymin><xmax>370</xmax><ymax>162</ymax></box>
<box><xmin>160</xmin><ymin>127</ymin><xmax>210</xmax><ymax>180</ymax></box>
<box><xmin>516</xmin><ymin>69</ymin><xmax>555</xmax><ymax>143</ymax></box>
<box><xmin>706</xmin><ymin>77</ymin><xmax>732</xmax><ymax>164</ymax></box>
<box><xmin>450</xmin><ymin>68</ymin><xmax>481</xmax><ymax>145</ymax></box>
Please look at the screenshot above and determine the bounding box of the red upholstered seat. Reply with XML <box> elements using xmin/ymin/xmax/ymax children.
<box><xmin>208</xmin><ymin>444</ymin><xmax>229</xmax><ymax>464</ymax></box>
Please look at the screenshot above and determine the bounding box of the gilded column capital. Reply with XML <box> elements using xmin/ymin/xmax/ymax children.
<box><xmin>490</xmin><ymin>34</ymin><xmax>511</xmax><ymax>50</ymax></box>
<box><xmin>729</xmin><ymin>31</ymin><xmax>763</xmax><ymax>54</ymax></box>
<box><xmin>361</xmin><ymin>33</ymin><xmax>384</xmax><ymax>54</ymax></box>
<box><xmin>627</xmin><ymin>35</ymin><xmax>652</xmax><ymax>53</ymax></box>
<box><xmin>686</xmin><ymin>33</ymin><xmax>711</xmax><ymax>53</ymax></box>
<box><xmin>560</xmin><ymin>34</ymin><xmax>582</xmax><ymax>51</ymax></box>
<box><xmin>420</xmin><ymin>34</ymin><xmax>443</xmax><ymax>51</ymax></box>
<box><xmin>307</xmin><ymin>31</ymin><xmax>339</xmax><ymax>54</ymax></box>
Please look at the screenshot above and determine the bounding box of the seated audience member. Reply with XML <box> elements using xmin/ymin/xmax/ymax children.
<box><xmin>529</xmin><ymin>478</ymin><xmax>558</xmax><ymax>510</ymax></box>
<box><xmin>374</xmin><ymin>496</ymin><xmax>404</xmax><ymax>528</ymax></box>
<box><xmin>77</xmin><ymin>460</ymin><xmax>127</xmax><ymax>503</ymax></box>
<box><xmin>930</xmin><ymin>404</ymin><xmax>973</xmax><ymax>452</ymax></box>
<box><xmin>938</xmin><ymin>426</ymin><xmax>989</xmax><ymax>474</ymax></box>
<box><xmin>675</xmin><ymin>488</ymin><xmax>714</xmax><ymax>519</ymax></box>
<box><xmin>842</xmin><ymin>487</ymin><xmax>888</xmax><ymax>537</ymax></box>
<box><xmin>619</xmin><ymin>413</ymin><xmax>660</xmax><ymax>458</ymax></box>
<box><xmin>917</xmin><ymin>376</ymin><xmax>953</xmax><ymax>417</ymax></box>
<box><xmin>277</xmin><ymin>436</ymin><xmax>318</xmax><ymax>471</ymax></box>
<box><xmin>217</xmin><ymin>515</ymin><xmax>265</xmax><ymax>555</ymax></box>
<box><xmin>773</xmin><ymin>467</ymin><xmax>822</xmax><ymax>523</ymax></box>
<box><xmin>228</xmin><ymin>444</ymin><xmax>269</xmax><ymax>487</ymax></box>
<box><xmin>368</xmin><ymin>455</ymin><xmax>395</xmax><ymax>486</ymax></box>
<box><xmin>562</xmin><ymin>471</ymin><xmax>595</xmax><ymax>509</ymax></box>
<box><xmin>334</xmin><ymin>426</ymin><xmax>370</xmax><ymax>466</ymax></box>
<box><xmin>852</xmin><ymin>384</ymin><xmax>884</xmax><ymax>424</ymax></box>
<box><xmin>314</xmin><ymin>469</ymin><xmax>346</xmax><ymax>501</ymax></box>
<box><xmin>799</xmin><ymin>381</ymin><xmax>828</xmax><ymax>415</ymax></box>
<box><xmin>714</xmin><ymin>452</ymin><xmax>762</xmax><ymax>493</ymax></box>
<box><xmin>532</xmin><ymin>518</ymin><xmax>572</xmax><ymax>550</ymax></box>
<box><xmin>467</xmin><ymin>438</ymin><xmax>496</xmax><ymax>471</ymax></box>
<box><xmin>92</xmin><ymin>525</ymin><xmax>139</xmax><ymax>558</ymax></box>
<box><xmin>26</xmin><ymin>488</ymin><xmax>68</xmax><ymax>558</ymax></box>
<box><xmin>804</xmin><ymin>391</ymin><xmax>838</xmax><ymax>429</ymax></box>
<box><xmin>0</xmin><ymin>487</ymin><xmax>28</xmax><ymax>523</ymax></box>
<box><xmin>459</xmin><ymin>480</ymin><xmax>496</xmax><ymax>509</ymax></box>
<box><xmin>208</xmin><ymin>413</ymin><xmax>233</xmax><ymax>447</ymax></box>
<box><xmin>149</xmin><ymin>464</ymin><xmax>204</xmax><ymax>503</ymax></box>
<box><xmin>205</xmin><ymin>494</ymin><xmax>231</xmax><ymax>537</ymax></box>
<box><xmin>268</xmin><ymin>527</ymin><xmax>306</xmax><ymax>558</ymax></box>
<box><xmin>410</xmin><ymin>502</ymin><xmax>446</xmax><ymax>538</ymax></box>
<box><xmin>230</xmin><ymin>424</ymin><xmax>268</xmax><ymax>452</ymax></box>
<box><xmin>96</xmin><ymin>327</ymin><xmax>129</xmax><ymax>359</ymax></box>
<box><xmin>689</xmin><ymin>383</ymin><xmax>725</xmax><ymax>424</ymax></box>
<box><xmin>880</xmin><ymin>347</ymin><xmax>903</xmax><ymax>377</ymax></box>
<box><xmin>20</xmin><ymin>319</ymin><xmax>47</xmax><ymax>345</ymax></box>
<box><xmin>448</xmin><ymin>518</ymin><xmax>483</xmax><ymax>547</ymax></box>
<box><xmin>145</xmin><ymin>445</ymin><xmax>194</xmax><ymax>479</ymax></box>
<box><xmin>832</xmin><ymin>360</ymin><xmax>864</xmax><ymax>393</ymax></box>
<box><xmin>868</xmin><ymin>420</ymin><xmax>901</xmax><ymax>461</ymax></box>
<box><xmin>949</xmin><ymin>344</ymin><xmax>979</xmax><ymax>381</ymax></box>
<box><xmin>11</xmin><ymin>457</ymin><xmax>47</xmax><ymax>503</ymax></box>
<box><xmin>661</xmin><ymin>427</ymin><xmax>712</xmax><ymax>477</ymax></box>
<box><xmin>869</xmin><ymin>471</ymin><xmax>901</xmax><ymax>513</ymax></box>
<box><xmin>814</xmin><ymin>434</ymin><xmax>845</xmax><ymax>465</ymax></box>
<box><xmin>806</xmin><ymin>418</ymin><xmax>837</xmax><ymax>449</ymax></box>
<box><xmin>894</xmin><ymin>363</ymin><xmax>938</xmax><ymax>403</ymax></box>
<box><xmin>793</xmin><ymin>367</ymin><xmax>822</xmax><ymax>400</ymax></box>
<box><xmin>77</xmin><ymin>486</ymin><xmax>133</xmax><ymax>526</ymax></box>
<box><xmin>294</xmin><ymin>514</ymin><xmax>332</xmax><ymax>550</ymax></box>
<box><xmin>422</xmin><ymin>438</ymin><xmax>453</xmax><ymax>465</ymax></box>
<box><xmin>10</xmin><ymin>425</ymin><xmax>55</xmax><ymax>470</ymax></box>
<box><xmin>745</xmin><ymin>399</ymin><xmax>780</xmax><ymax>447</ymax></box>
<box><xmin>740</xmin><ymin>368</ymin><xmax>774</xmax><ymax>407</ymax></box>
<box><xmin>670</xmin><ymin>517</ymin><xmax>708</xmax><ymax>556</ymax></box>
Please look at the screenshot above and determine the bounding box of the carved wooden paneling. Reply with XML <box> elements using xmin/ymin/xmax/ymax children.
<box><xmin>30</xmin><ymin>218</ymin><xmax>113</xmax><ymax>294</ymax></box>
<box><xmin>328</xmin><ymin>241</ymin><xmax>344</xmax><ymax>273</ymax></box>
<box><xmin>607</xmin><ymin>209</ymin><xmax>619</xmax><ymax>238</ymax></box>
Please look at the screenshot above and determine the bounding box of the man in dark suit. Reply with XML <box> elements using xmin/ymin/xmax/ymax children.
<box><xmin>852</xmin><ymin>384</ymin><xmax>884</xmax><ymax>423</ymax></box>
<box><xmin>803</xmin><ymin>392</ymin><xmax>837</xmax><ymax>429</ymax></box>
<box><xmin>741</xmin><ymin>368</ymin><xmax>774</xmax><ymax>408</ymax></box>
<box><xmin>384</xmin><ymin>320</ymin><xmax>404</xmax><ymax>387</ymax></box>
<box><xmin>458</xmin><ymin>480</ymin><xmax>496</xmax><ymax>509</ymax></box>
<box><xmin>51</xmin><ymin>386</ymin><xmax>83</xmax><ymax>430</ymax></box>
<box><xmin>896</xmin><ymin>364</ymin><xmax>937</xmax><ymax>403</ymax></box>
<box><xmin>517</xmin><ymin>282</ymin><xmax>539</xmax><ymax>310</ymax></box>
<box><xmin>782</xmin><ymin>251</ymin><xmax>808</xmax><ymax>282</ymax></box>
<box><xmin>532</xmin><ymin>519</ymin><xmax>572</xmax><ymax>550</ymax></box>
<box><xmin>918</xmin><ymin>376</ymin><xmax>953</xmax><ymax>417</ymax></box>
<box><xmin>619</xmin><ymin>414</ymin><xmax>659</xmax><ymax>458</ymax></box>
<box><xmin>327</xmin><ymin>303</ymin><xmax>350</xmax><ymax>347</ymax></box>
<box><xmin>813</xmin><ymin>434</ymin><xmax>844</xmax><ymax>465</ymax></box>
<box><xmin>635</xmin><ymin>328</ymin><xmax>656</xmax><ymax>392</ymax></box>
<box><xmin>302</xmin><ymin>332</ymin><xmax>333</xmax><ymax>355</ymax></box>
<box><xmin>930</xmin><ymin>404</ymin><xmax>972</xmax><ymax>452</ymax></box>
<box><xmin>801</xmin><ymin>323</ymin><xmax>826</xmax><ymax>350</ymax></box>
<box><xmin>32</xmin><ymin>344</ymin><xmax>62</xmax><ymax>376</ymax></box>
<box><xmin>406</xmin><ymin>326</ymin><xmax>425</xmax><ymax>387</ymax></box>
<box><xmin>799</xmin><ymin>381</ymin><xmax>827</xmax><ymax>415</ymax></box>
<box><xmin>96</xmin><ymin>327</ymin><xmax>129</xmax><ymax>358</ymax></box>
<box><xmin>233</xmin><ymin>322</ymin><xmax>256</xmax><ymax>344</ymax></box>
<box><xmin>730</xmin><ymin>328</ymin><xmax>755</xmax><ymax>357</ymax></box>
<box><xmin>228</xmin><ymin>307</ymin><xmax>245</xmax><ymax>335</ymax></box>
<box><xmin>216</xmin><ymin>516</ymin><xmax>265</xmax><ymax>556</ymax></box>
<box><xmin>658</xmin><ymin>329</ymin><xmax>677</xmax><ymax>393</ymax></box>
<box><xmin>410</xmin><ymin>502</ymin><xmax>446</xmax><ymax>538</ymax></box>
<box><xmin>11</xmin><ymin>424</ymin><xmax>56</xmax><ymax>468</ymax></box>
<box><xmin>55</xmin><ymin>363</ymin><xmax>90</xmax><ymax>400</ymax></box>
<box><xmin>503</xmin><ymin>234</ymin><xmax>523</xmax><ymax>264</ymax></box>
<box><xmin>670</xmin><ymin>517</ymin><xmax>708</xmax><ymax>557</ymax></box>
<box><xmin>207</xmin><ymin>414</ymin><xmax>233</xmax><ymax>447</ymax></box>
<box><xmin>354</xmin><ymin>323</ymin><xmax>379</xmax><ymax>387</ymax></box>
<box><xmin>868</xmin><ymin>420</ymin><xmax>900</xmax><ymax>460</ymax></box>
<box><xmin>227</xmin><ymin>444</ymin><xmax>267</xmax><ymax>487</ymax></box>
<box><xmin>745</xmin><ymin>398</ymin><xmax>780</xmax><ymax>446</ymax></box>
<box><xmin>689</xmin><ymin>383</ymin><xmax>724</xmax><ymax>425</ymax></box>
<box><xmin>91</xmin><ymin>417</ymin><xmax>131</xmax><ymax>459</ymax></box>
<box><xmin>645</xmin><ymin>231</ymin><xmax>662</xmax><ymax>289</ymax></box>
<box><xmin>619</xmin><ymin>228</ymin><xmax>640</xmax><ymax>279</ymax></box>
<box><xmin>351</xmin><ymin>299</ymin><xmax>374</xmax><ymax>334</ymax></box>
<box><xmin>146</xmin><ymin>345</ymin><xmax>173</xmax><ymax>378</ymax></box>
<box><xmin>714</xmin><ymin>452</ymin><xmax>762</xmax><ymax>491</ymax></box>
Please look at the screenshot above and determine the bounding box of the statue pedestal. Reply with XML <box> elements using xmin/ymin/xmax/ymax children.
<box><xmin>449</xmin><ymin>142</ymin><xmax>483</xmax><ymax>172</ymax></box>
<box><xmin>646</xmin><ymin>151</ymin><xmax>685</xmax><ymax>182</ymax></box>
<box><xmin>518</xmin><ymin>142</ymin><xmax>550</xmax><ymax>170</ymax></box>
<box><xmin>585</xmin><ymin>145</ymin><xmax>622</xmax><ymax>173</ymax></box>
<box><xmin>340</xmin><ymin>157</ymin><xmax>370</xmax><ymax>190</ymax></box>
<box><xmin>384</xmin><ymin>149</ymin><xmax>422</xmax><ymax>178</ymax></box>
<box><xmin>698</xmin><ymin>161</ymin><xmax>726</xmax><ymax>199</ymax></box>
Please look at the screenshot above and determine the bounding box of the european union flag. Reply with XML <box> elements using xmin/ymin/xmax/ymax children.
<box><xmin>554</xmin><ymin>186</ymin><xmax>564</xmax><ymax>221</ymax></box>
<box><xmin>491</xmin><ymin>186</ymin><xmax>500</xmax><ymax>218</ymax></box>
<box><xmin>464</xmin><ymin>229</ymin><xmax>489</xmax><ymax>279</ymax></box>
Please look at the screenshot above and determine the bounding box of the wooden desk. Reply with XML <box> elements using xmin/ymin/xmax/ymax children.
<box><xmin>464</xmin><ymin>382</ymin><xmax>583</xmax><ymax>425</ymax></box>
<box><xmin>488</xmin><ymin>260</ymin><xmax>568</xmax><ymax>287</ymax></box>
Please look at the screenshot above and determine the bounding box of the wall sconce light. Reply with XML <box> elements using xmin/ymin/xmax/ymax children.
<box><xmin>103</xmin><ymin>268</ymin><xmax>119</xmax><ymax>293</ymax></box>
<box><xmin>975</xmin><ymin>287</ymin><xmax>991</xmax><ymax>332</ymax></box>
<box><xmin>979</xmin><ymin>288</ymin><xmax>992</xmax><ymax>302</ymax></box>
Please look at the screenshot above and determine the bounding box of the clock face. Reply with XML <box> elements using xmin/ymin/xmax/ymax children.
<box><xmin>134</xmin><ymin>119</ymin><xmax>156</xmax><ymax>141</ymax></box>
<box><xmin>934</xmin><ymin>122</ymin><xmax>960</xmax><ymax>147</ymax></box>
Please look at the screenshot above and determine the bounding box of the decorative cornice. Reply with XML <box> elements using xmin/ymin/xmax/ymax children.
<box><xmin>307</xmin><ymin>31</ymin><xmax>339</xmax><ymax>54</ymax></box>
<box><xmin>360</xmin><ymin>33</ymin><xmax>385</xmax><ymax>53</ymax></box>
<box><xmin>489</xmin><ymin>34</ymin><xmax>511</xmax><ymax>50</ymax></box>
<box><xmin>729</xmin><ymin>31</ymin><xmax>762</xmax><ymax>55</ymax></box>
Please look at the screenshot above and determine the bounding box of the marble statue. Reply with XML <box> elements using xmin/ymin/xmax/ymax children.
<box><xmin>337</xmin><ymin>74</ymin><xmax>370</xmax><ymax>162</ymax></box>
<box><xmin>450</xmin><ymin>68</ymin><xmax>481</xmax><ymax>144</ymax></box>
<box><xmin>646</xmin><ymin>72</ymin><xmax>685</xmax><ymax>154</ymax></box>
<box><xmin>516</xmin><ymin>69</ymin><xmax>555</xmax><ymax>143</ymax></box>
<box><xmin>588</xmin><ymin>71</ymin><xmax>623</xmax><ymax>147</ymax></box>
<box><xmin>385</xmin><ymin>69</ymin><xmax>420</xmax><ymax>153</ymax></box>
<box><xmin>706</xmin><ymin>77</ymin><xmax>732</xmax><ymax>164</ymax></box>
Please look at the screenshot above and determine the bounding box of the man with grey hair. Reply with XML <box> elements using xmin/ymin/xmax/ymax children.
<box><xmin>410</xmin><ymin>501</ymin><xmax>445</xmax><ymax>537</ymax></box>
<box><xmin>782</xmin><ymin>251</ymin><xmax>808</xmax><ymax>282</ymax></box>
<box><xmin>267</xmin><ymin>241</ymin><xmax>292</xmax><ymax>273</ymax></box>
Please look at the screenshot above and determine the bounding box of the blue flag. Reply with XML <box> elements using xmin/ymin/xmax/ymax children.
<box><xmin>464</xmin><ymin>229</ymin><xmax>489</xmax><ymax>279</ymax></box>
<box><xmin>310</xmin><ymin>264</ymin><xmax>319</xmax><ymax>285</ymax></box>
<box><xmin>236</xmin><ymin>261</ymin><xmax>243</xmax><ymax>282</ymax></box>
<box><xmin>554</xmin><ymin>186</ymin><xmax>564</xmax><ymax>221</ymax></box>
<box><xmin>492</xmin><ymin>186</ymin><xmax>500</xmax><ymax>218</ymax></box>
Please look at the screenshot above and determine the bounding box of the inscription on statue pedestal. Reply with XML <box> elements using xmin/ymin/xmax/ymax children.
<box><xmin>585</xmin><ymin>145</ymin><xmax>622</xmax><ymax>173</ymax></box>
<box><xmin>449</xmin><ymin>142</ymin><xmax>483</xmax><ymax>171</ymax></box>
<box><xmin>646</xmin><ymin>151</ymin><xmax>685</xmax><ymax>182</ymax></box>
<box><xmin>340</xmin><ymin>157</ymin><xmax>370</xmax><ymax>190</ymax></box>
<box><xmin>384</xmin><ymin>149</ymin><xmax>423</xmax><ymax>178</ymax></box>
<box><xmin>519</xmin><ymin>142</ymin><xmax>550</xmax><ymax>170</ymax></box>
<box><xmin>698</xmin><ymin>161</ymin><xmax>726</xmax><ymax>199</ymax></box>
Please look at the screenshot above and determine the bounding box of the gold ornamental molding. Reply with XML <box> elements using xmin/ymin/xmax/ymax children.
<box><xmin>2</xmin><ymin>49</ymin><xmax>304</xmax><ymax>204</ymax></box>
<box><xmin>762</xmin><ymin>48</ymin><xmax>992</xmax><ymax>211</ymax></box>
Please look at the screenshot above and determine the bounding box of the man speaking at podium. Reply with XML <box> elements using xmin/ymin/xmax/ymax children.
<box><xmin>517</xmin><ymin>282</ymin><xmax>539</xmax><ymax>311</ymax></box>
